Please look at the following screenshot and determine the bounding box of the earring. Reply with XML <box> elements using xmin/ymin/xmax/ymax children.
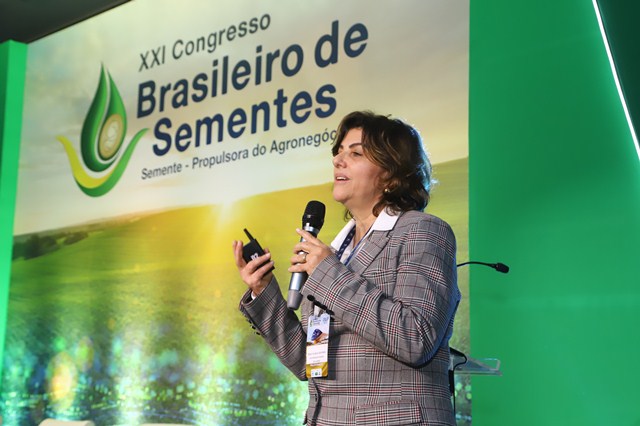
<box><xmin>384</xmin><ymin>188</ymin><xmax>390</xmax><ymax>194</ymax></box>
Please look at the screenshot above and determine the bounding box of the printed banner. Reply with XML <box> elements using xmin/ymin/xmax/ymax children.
<box><xmin>2</xmin><ymin>1</ymin><xmax>469</xmax><ymax>425</ymax></box>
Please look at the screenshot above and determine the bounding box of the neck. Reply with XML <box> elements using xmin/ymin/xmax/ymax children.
<box><xmin>352</xmin><ymin>211</ymin><xmax>377</xmax><ymax>245</ymax></box>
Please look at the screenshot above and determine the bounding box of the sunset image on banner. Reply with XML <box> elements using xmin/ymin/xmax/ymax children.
<box><xmin>2</xmin><ymin>1</ymin><xmax>469</xmax><ymax>424</ymax></box>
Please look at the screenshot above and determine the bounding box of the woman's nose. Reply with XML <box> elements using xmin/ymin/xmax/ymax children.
<box><xmin>333</xmin><ymin>152</ymin><xmax>345</xmax><ymax>167</ymax></box>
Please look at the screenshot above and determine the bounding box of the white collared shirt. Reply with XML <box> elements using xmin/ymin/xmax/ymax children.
<box><xmin>331</xmin><ymin>208</ymin><xmax>400</xmax><ymax>264</ymax></box>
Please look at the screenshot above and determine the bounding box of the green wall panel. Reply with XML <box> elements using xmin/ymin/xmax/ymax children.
<box><xmin>597</xmin><ymin>0</ymin><xmax>640</xmax><ymax>148</ymax></box>
<box><xmin>0</xmin><ymin>40</ymin><xmax>27</xmax><ymax>386</ymax></box>
<box><xmin>469</xmin><ymin>1</ymin><xmax>640</xmax><ymax>425</ymax></box>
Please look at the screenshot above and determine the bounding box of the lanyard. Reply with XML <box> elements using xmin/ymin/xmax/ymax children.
<box><xmin>335</xmin><ymin>225</ymin><xmax>370</xmax><ymax>265</ymax></box>
<box><xmin>335</xmin><ymin>226</ymin><xmax>356</xmax><ymax>261</ymax></box>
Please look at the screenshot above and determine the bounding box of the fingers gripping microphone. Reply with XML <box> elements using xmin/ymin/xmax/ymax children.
<box><xmin>287</xmin><ymin>201</ymin><xmax>326</xmax><ymax>310</ymax></box>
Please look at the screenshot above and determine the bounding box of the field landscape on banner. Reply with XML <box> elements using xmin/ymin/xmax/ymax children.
<box><xmin>1</xmin><ymin>158</ymin><xmax>468</xmax><ymax>426</ymax></box>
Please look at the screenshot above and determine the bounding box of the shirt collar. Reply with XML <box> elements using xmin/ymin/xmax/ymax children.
<box><xmin>371</xmin><ymin>208</ymin><xmax>399</xmax><ymax>231</ymax></box>
<box><xmin>330</xmin><ymin>208</ymin><xmax>400</xmax><ymax>250</ymax></box>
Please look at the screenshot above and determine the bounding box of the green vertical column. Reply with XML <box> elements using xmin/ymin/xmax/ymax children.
<box><xmin>0</xmin><ymin>40</ymin><xmax>27</xmax><ymax>386</ymax></box>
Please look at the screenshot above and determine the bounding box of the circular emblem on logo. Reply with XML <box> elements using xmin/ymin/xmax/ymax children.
<box><xmin>99</xmin><ymin>114</ymin><xmax>124</xmax><ymax>160</ymax></box>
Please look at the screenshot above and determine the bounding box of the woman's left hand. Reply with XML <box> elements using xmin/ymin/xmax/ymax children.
<box><xmin>288</xmin><ymin>228</ymin><xmax>334</xmax><ymax>275</ymax></box>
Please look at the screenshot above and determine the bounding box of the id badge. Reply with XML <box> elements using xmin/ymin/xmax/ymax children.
<box><xmin>305</xmin><ymin>312</ymin><xmax>330</xmax><ymax>378</ymax></box>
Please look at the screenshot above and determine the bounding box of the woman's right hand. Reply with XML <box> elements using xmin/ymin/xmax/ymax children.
<box><xmin>232</xmin><ymin>240</ymin><xmax>275</xmax><ymax>297</ymax></box>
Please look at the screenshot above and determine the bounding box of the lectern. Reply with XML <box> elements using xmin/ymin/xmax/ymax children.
<box><xmin>450</xmin><ymin>349</ymin><xmax>501</xmax><ymax>376</ymax></box>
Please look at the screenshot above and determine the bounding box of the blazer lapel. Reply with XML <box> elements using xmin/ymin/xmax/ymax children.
<box><xmin>347</xmin><ymin>230</ymin><xmax>390</xmax><ymax>275</ymax></box>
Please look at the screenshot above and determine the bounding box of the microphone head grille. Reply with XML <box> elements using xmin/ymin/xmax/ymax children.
<box><xmin>302</xmin><ymin>200</ymin><xmax>326</xmax><ymax>230</ymax></box>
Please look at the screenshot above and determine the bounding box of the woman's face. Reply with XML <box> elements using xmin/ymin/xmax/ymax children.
<box><xmin>332</xmin><ymin>128</ymin><xmax>386</xmax><ymax>215</ymax></box>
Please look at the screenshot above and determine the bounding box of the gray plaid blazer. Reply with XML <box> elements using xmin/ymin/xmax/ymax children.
<box><xmin>240</xmin><ymin>210</ymin><xmax>460</xmax><ymax>425</ymax></box>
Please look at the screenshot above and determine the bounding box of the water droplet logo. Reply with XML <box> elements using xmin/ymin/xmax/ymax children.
<box><xmin>57</xmin><ymin>65</ymin><xmax>148</xmax><ymax>196</ymax></box>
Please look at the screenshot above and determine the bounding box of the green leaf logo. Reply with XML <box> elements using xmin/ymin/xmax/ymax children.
<box><xmin>57</xmin><ymin>65</ymin><xmax>147</xmax><ymax>196</ymax></box>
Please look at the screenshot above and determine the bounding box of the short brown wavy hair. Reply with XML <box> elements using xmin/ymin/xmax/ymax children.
<box><xmin>332</xmin><ymin>110</ymin><xmax>432</xmax><ymax>216</ymax></box>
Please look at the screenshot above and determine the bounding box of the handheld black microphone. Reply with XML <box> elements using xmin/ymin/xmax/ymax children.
<box><xmin>287</xmin><ymin>200</ymin><xmax>326</xmax><ymax>310</ymax></box>
<box><xmin>457</xmin><ymin>261</ymin><xmax>510</xmax><ymax>273</ymax></box>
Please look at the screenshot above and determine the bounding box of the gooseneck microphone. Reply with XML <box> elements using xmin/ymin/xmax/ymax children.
<box><xmin>457</xmin><ymin>261</ymin><xmax>510</xmax><ymax>273</ymax></box>
<box><xmin>287</xmin><ymin>200</ymin><xmax>326</xmax><ymax>310</ymax></box>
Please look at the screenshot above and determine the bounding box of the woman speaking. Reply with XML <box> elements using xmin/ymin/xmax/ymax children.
<box><xmin>232</xmin><ymin>110</ymin><xmax>460</xmax><ymax>425</ymax></box>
